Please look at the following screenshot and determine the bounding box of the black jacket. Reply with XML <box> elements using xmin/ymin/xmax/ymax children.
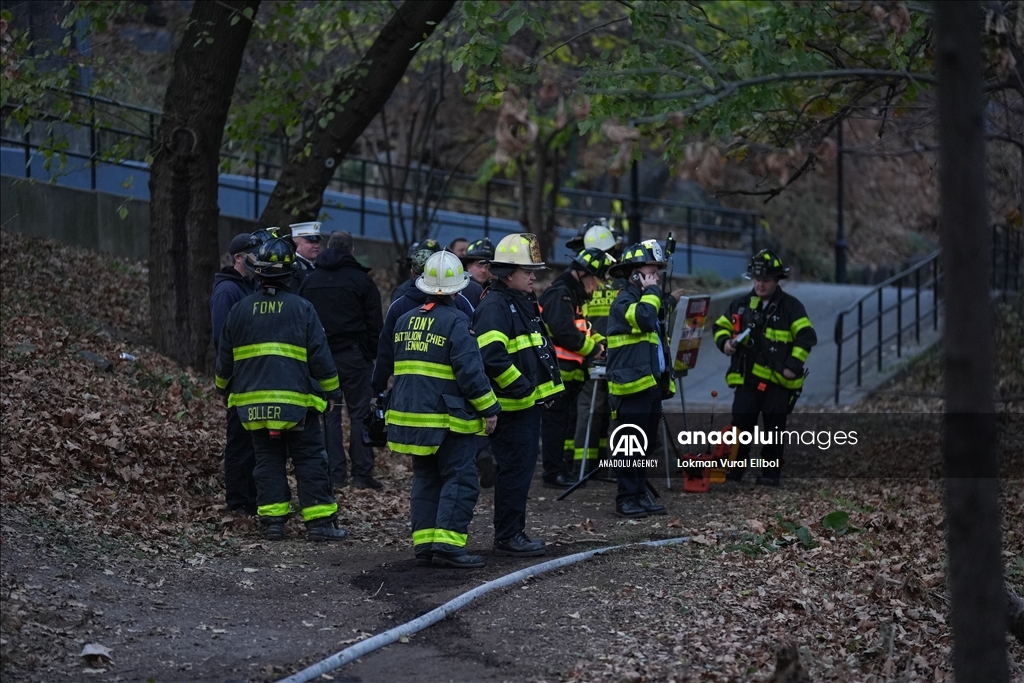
<box><xmin>371</xmin><ymin>286</ymin><xmax>475</xmax><ymax>394</ymax></box>
<box><xmin>473</xmin><ymin>280</ymin><xmax>563</xmax><ymax>411</ymax></box>
<box><xmin>299</xmin><ymin>248</ymin><xmax>383</xmax><ymax>360</ymax></box>
<box><xmin>713</xmin><ymin>287</ymin><xmax>816</xmax><ymax>391</ymax></box>
<box><xmin>210</xmin><ymin>267</ymin><xmax>254</xmax><ymax>353</ymax></box>
<box><xmin>606</xmin><ymin>281</ymin><xmax>672</xmax><ymax>396</ymax></box>
<box><xmin>539</xmin><ymin>271</ymin><xmax>602</xmax><ymax>383</ymax></box>
<box><xmin>215</xmin><ymin>285</ymin><xmax>342</xmax><ymax>430</ymax></box>
<box><xmin>462</xmin><ymin>279</ymin><xmax>484</xmax><ymax>308</ymax></box>
<box><xmin>387</xmin><ymin>296</ymin><xmax>501</xmax><ymax>455</ymax></box>
<box><xmin>391</xmin><ymin>277</ymin><xmax>416</xmax><ymax>304</ymax></box>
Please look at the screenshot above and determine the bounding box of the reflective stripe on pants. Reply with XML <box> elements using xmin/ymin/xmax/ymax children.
<box><xmin>410</xmin><ymin>432</ymin><xmax>480</xmax><ymax>555</ymax></box>
<box><xmin>251</xmin><ymin>411</ymin><xmax>335</xmax><ymax>522</ymax></box>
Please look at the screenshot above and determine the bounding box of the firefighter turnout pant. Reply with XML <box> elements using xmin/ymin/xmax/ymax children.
<box><xmin>490</xmin><ymin>405</ymin><xmax>541</xmax><ymax>542</ymax></box>
<box><xmin>411</xmin><ymin>432</ymin><xmax>480</xmax><ymax>557</ymax></box>
<box><xmin>610</xmin><ymin>386</ymin><xmax>662</xmax><ymax>506</ymax></box>
<box><xmin>573</xmin><ymin>377</ymin><xmax>610</xmax><ymax>467</ymax></box>
<box><xmin>250</xmin><ymin>410</ymin><xmax>338</xmax><ymax>527</ymax></box>
<box><xmin>730</xmin><ymin>382</ymin><xmax>794</xmax><ymax>478</ymax></box>
<box><xmin>224</xmin><ymin>407</ymin><xmax>258</xmax><ymax>515</ymax></box>
<box><xmin>540</xmin><ymin>379</ymin><xmax>582</xmax><ymax>484</ymax></box>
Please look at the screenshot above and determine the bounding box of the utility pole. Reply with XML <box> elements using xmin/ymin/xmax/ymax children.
<box><xmin>835</xmin><ymin>121</ymin><xmax>848</xmax><ymax>284</ymax></box>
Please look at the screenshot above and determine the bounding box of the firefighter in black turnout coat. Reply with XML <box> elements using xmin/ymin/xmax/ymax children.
<box><xmin>215</xmin><ymin>238</ymin><xmax>347</xmax><ymax>542</ymax></box>
<box><xmin>605</xmin><ymin>240</ymin><xmax>675</xmax><ymax>519</ymax></box>
<box><xmin>713</xmin><ymin>249</ymin><xmax>816</xmax><ymax>485</ymax></box>
<box><xmin>538</xmin><ymin>247</ymin><xmax>614</xmax><ymax>488</ymax></box>
<box><xmin>474</xmin><ymin>233</ymin><xmax>563</xmax><ymax>557</ymax></box>
<box><xmin>387</xmin><ymin>251</ymin><xmax>500</xmax><ymax>568</ymax></box>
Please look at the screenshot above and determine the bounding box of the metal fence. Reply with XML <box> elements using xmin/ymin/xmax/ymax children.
<box><xmin>833</xmin><ymin>250</ymin><xmax>943</xmax><ymax>404</ymax></box>
<box><xmin>833</xmin><ymin>225</ymin><xmax>1022</xmax><ymax>403</ymax></box>
<box><xmin>1</xmin><ymin>90</ymin><xmax>763</xmax><ymax>259</ymax></box>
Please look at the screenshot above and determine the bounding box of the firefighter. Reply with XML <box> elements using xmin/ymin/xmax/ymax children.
<box><xmin>539</xmin><ymin>247</ymin><xmax>614</xmax><ymax>488</ymax></box>
<box><xmin>387</xmin><ymin>251</ymin><xmax>500</xmax><ymax>568</ymax></box>
<box><xmin>459</xmin><ymin>237</ymin><xmax>494</xmax><ymax>307</ymax></box>
<box><xmin>474</xmin><ymin>233</ymin><xmax>562</xmax><ymax>557</ymax></box>
<box><xmin>392</xmin><ymin>239</ymin><xmax>441</xmax><ymax>303</ymax></box>
<box><xmin>605</xmin><ymin>240</ymin><xmax>674</xmax><ymax>519</ymax></box>
<box><xmin>565</xmin><ymin>218</ymin><xmax>625</xmax><ymax>259</ymax></box>
<box><xmin>713</xmin><ymin>249</ymin><xmax>816</xmax><ymax>485</ymax></box>
<box><xmin>215</xmin><ymin>238</ymin><xmax>348</xmax><ymax>542</ymax></box>
<box><xmin>569</xmin><ymin>222</ymin><xmax>624</xmax><ymax>470</ymax></box>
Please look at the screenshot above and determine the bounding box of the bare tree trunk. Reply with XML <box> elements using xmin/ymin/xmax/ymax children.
<box><xmin>257</xmin><ymin>0</ymin><xmax>455</xmax><ymax>229</ymax></box>
<box><xmin>1008</xmin><ymin>587</ymin><xmax>1024</xmax><ymax>645</ymax></box>
<box><xmin>148</xmin><ymin>0</ymin><xmax>259</xmax><ymax>373</ymax></box>
<box><xmin>936</xmin><ymin>4</ymin><xmax>1008</xmax><ymax>683</ymax></box>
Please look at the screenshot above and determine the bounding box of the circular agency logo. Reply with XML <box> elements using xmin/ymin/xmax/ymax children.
<box><xmin>609</xmin><ymin>423</ymin><xmax>648</xmax><ymax>458</ymax></box>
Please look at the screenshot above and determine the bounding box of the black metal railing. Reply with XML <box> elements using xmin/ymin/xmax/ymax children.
<box><xmin>992</xmin><ymin>223</ymin><xmax>1023</xmax><ymax>298</ymax></box>
<box><xmin>833</xmin><ymin>250</ymin><xmax>943</xmax><ymax>404</ymax></box>
<box><xmin>2</xmin><ymin>90</ymin><xmax>764</xmax><ymax>260</ymax></box>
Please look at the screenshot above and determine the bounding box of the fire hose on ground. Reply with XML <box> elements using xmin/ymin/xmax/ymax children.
<box><xmin>275</xmin><ymin>536</ymin><xmax>691</xmax><ymax>683</ymax></box>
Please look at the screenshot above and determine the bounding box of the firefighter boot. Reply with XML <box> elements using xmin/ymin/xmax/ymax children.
<box><xmin>432</xmin><ymin>552</ymin><xmax>486</xmax><ymax>569</ymax></box>
<box><xmin>306</xmin><ymin>518</ymin><xmax>348</xmax><ymax>542</ymax></box>
<box><xmin>261</xmin><ymin>516</ymin><xmax>288</xmax><ymax>541</ymax></box>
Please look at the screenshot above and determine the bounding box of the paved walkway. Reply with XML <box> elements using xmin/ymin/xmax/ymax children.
<box><xmin>663</xmin><ymin>281</ymin><xmax>943</xmax><ymax>412</ymax></box>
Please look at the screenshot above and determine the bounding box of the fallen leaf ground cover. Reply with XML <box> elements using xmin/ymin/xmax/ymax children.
<box><xmin>1</xmin><ymin>231</ymin><xmax>1021</xmax><ymax>682</ymax></box>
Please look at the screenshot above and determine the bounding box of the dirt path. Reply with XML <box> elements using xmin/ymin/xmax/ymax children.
<box><xmin>1</xmin><ymin>468</ymin><xmax>745</xmax><ymax>683</ymax></box>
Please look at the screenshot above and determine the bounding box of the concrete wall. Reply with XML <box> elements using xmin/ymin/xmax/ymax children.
<box><xmin>0</xmin><ymin>175</ymin><xmax>402</xmax><ymax>271</ymax></box>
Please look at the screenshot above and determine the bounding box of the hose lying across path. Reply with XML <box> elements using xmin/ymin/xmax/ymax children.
<box><xmin>276</xmin><ymin>536</ymin><xmax>690</xmax><ymax>683</ymax></box>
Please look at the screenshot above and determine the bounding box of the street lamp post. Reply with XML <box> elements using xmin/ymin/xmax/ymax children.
<box><xmin>836</xmin><ymin>122</ymin><xmax>848</xmax><ymax>284</ymax></box>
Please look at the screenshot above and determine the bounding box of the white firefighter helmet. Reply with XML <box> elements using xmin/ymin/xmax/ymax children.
<box><xmin>489</xmin><ymin>233</ymin><xmax>546</xmax><ymax>270</ymax></box>
<box><xmin>416</xmin><ymin>250</ymin><xmax>470</xmax><ymax>296</ymax></box>
<box><xmin>582</xmin><ymin>223</ymin><xmax>617</xmax><ymax>252</ymax></box>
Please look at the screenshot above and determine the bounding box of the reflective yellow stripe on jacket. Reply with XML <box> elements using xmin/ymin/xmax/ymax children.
<box><xmin>233</xmin><ymin>342</ymin><xmax>308</xmax><ymax>362</ymax></box>
<box><xmin>477</xmin><ymin>329</ymin><xmax>545</xmax><ymax>353</ymax></box>
<box><xmin>386</xmin><ymin>409</ymin><xmax>485</xmax><ymax>435</ymax></box>
<box><xmin>497</xmin><ymin>380</ymin><xmax>562</xmax><ymax>411</ymax></box>
<box><xmin>228</xmin><ymin>390</ymin><xmax>328</xmax><ymax>412</ymax></box>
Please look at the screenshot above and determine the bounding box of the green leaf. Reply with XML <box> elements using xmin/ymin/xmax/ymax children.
<box><xmin>822</xmin><ymin>510</ymin><xmax>850</xmax><ymax>532</ymax></box>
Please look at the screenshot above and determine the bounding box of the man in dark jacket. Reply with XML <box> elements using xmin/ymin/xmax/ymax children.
<box><xmin>387</xmin><ymin>251</ymin><xmax>500</xmax><ymax>568</ymax></box>
<box><xmin>538</xmin><ymin>247</ymin><xmax>612</xmax><ymax>488</ymax></box>
<box><xmin>215</xmin><ymin>238</ymin><xmax>347</xmax><ymax>542</ymax></box>
<box><xmin>299</xmin><ymin>231</ymin><xmax>384</xmax><ymax>490</ymax></box>
<box><xmin>605</xmin><ymin>240</ymin><xmax>675</xmax><ymax>519</ymax></box>
<box><xmin>210</xmin><ymin>230</ymin><xmax>271</xmax><ymax>516</ymax></box>
<box><xmin>474</xmin><ymin>233</ymin><xmax>563</xmax><ymax>557</ymax></box>
<box><xmin>713</xmin><ymin>249</ymin><xmax>816</xmax><ymax>485</ymax></box>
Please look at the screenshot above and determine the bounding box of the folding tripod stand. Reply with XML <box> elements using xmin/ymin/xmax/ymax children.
<box><xmin>556</xmin><ymin>364</ymin><xmax>671</xmax><ymax>502</ymax></box>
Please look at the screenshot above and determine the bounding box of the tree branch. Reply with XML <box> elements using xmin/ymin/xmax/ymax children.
<box><xmin>589</xmin><ymin>69</ymin><xmax>936</xmax><ymax>111</ymax></box>
<box><xmin>535</xmin><ymin>16</ymin><xmax>631</xmax><ymax>64</ymax></box>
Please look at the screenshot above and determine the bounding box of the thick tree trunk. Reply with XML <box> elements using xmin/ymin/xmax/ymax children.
<box><xmin>1009</xmin><ymin>587</ymin><xmax>1024</xmax><ymax>645</ymax></box>
<box><xmin>935</xmin><ymin>4</ymin><xmax>1008</xmax><ymax>683</ymax></box>
<box><xmin>257</xmin><ymin>0</ymin><xmax>455</xmax><ymax>229</ymax></box>
<box><xmin>148</xmin><ymin>0</ymin><xmax>259</xmax><ymax>373</ymax></box>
